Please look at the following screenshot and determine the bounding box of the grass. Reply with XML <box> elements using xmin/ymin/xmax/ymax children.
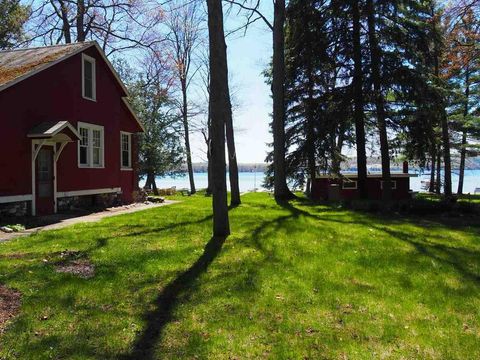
<box><xmin>0</xmin><ymin>193</ymin><xmax>479</xmax><ymax>359</ymax></box>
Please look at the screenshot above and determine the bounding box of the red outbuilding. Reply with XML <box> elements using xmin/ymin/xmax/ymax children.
<box><xmin>311</xmin><ymin>162</ymin><xmax>418</xmax><ymax>201</ymax></box>
<box><xmin>0</xmin><ymin>42</ymin><xmax>144</xmax><ymax>217</ymax></box>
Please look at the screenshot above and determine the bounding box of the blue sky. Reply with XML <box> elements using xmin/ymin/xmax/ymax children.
<box><xmin>190</xmin><ymin>4</ymin><xmax>274</xmax><ymax>164</ymax></box>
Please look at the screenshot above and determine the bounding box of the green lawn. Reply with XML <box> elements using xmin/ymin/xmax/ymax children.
<box><xmin>0</xmin><ymin>193</ymin><xmax>479</xmax><ymax>359</ymax></box>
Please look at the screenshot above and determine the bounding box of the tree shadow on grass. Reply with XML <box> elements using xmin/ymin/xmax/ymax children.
<box><xmin>122</xmin><ymin>235</ymin><xmax>227</xmax><ymax>360</ymax></box>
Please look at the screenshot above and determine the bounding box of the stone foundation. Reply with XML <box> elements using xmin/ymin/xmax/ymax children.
<box><xmin>0</xmin><ymin>201</ymin><xmax>29</xmax><ymax>217</ymax></box>
<box><xmin>57</xmin><ymin>193</ymin><xmax>122</xmax><ymax>212</ymax></box>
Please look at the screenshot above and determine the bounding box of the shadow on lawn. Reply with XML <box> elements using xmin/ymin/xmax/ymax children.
<box><xmin>122</xmin><ymin>235</ymin><xmax>227</xmax><ymax>360</ymax></box>
<box><xmin>278</xmin><ymin>197</ymin><xmax>480</xmax><ymax>287</ymax></box>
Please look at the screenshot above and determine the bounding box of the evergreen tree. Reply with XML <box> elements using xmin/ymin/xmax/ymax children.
<box><xmin>0</xmin><ymin>0</ymin><xmax>29</xmax><ymax>49</ymax></box>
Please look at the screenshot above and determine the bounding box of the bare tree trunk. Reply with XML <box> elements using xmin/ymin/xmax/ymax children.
<box><xmin>458</xmin><ymin>131</ymin><xmax>467</xmax><ymax>195</ymax></box>
<box><xmin>429</xmin><ymin>149</ymin><xmax>436</xmax><ymax>193</ymax></box>
<box><xmin>181</xmin><ymin>80</ymin><xmax>196</xmax><ymax>195</ymax></box>
<box><xmin>207</xmin><ymin>0</ymin><xmax>230</xmax><ymax>237</ymax></box>
<box><xmin>272</xmin><ymin>0</ymin><xmax>294</xmax><ymax>200</ymax></box>
<box><xmin>76</xmin><ymin>0</ymin><xmax>85</xmax><ymax>41</ymax></box>
<box><xmin>57</xmin><ymin>0</ymin><xmax>71</xmax><ymax>43</ymax></box>
<box><xmin>440</xmin><ymin>111</ymin><xmax>452</xmax><ymax>197</ymax></box>
<box><xmin>352</xmin><ymin>0</ymin><xmax>368</xmax><ymax>199</ymax></box>
<box><xmin>435</xmin><ymin>148</ymin><xmax>441</xmax><ymax>195</ymax></box>
<box><xmin>144</xmin><ymin>172</ymin><xmax>159</xmax><ymax>196</ymax></box>
<box><xmin>225</xmin><ymin>111</ymin><xmax>241</xmax><ymax>206</ymax></box>
<box><xmin>366</xmin><ymin>0</ymin><xmax>392</xmax><ymax>202</ymax></box>
<box><xmin>458</xmin><ymin>70</ymin><xmax>470</xmax><ymax>195</ymax></box>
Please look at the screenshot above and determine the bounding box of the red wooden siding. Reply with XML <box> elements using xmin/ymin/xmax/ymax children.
<box><xmin>0</xmin><ymin>46</ymin><xmax>142</xmax><ymax>203</ymax></box>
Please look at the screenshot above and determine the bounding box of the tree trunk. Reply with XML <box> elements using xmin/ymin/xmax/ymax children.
<box><xmin>76</xmin><ymin>0</ymin><xmax>85</xmax><ymax>41</ymax></box>
<box><xmin>272</xmin><ymin>0</ymin><xmax>294</xmax><ymax>200</ymax></box>
<box><xmin>440</xmin><ymin>111</ymin><xmax>452</xmax><ymax>197</ymax></box>
<box><xmin>432</xmin><ymin>12</ymin><xmax>452</xmax><ymax>197</ymax></box>
<box><xmin>207</xmin><ymin>0</ymin><xmax>230</xmax><ymax>237</ymax></box>
<box><xmin>58</xmin><ymin>0</ymin><xmax>71</xmax><ymax>43</ymax></box>
<box><xmin>429</xmin><ymin>149</ymin><xmax>436</xmax><ymax>193</ymax></box>
<box><xmin>226</xmin><ymin>112</ymin><xmax>241</xmax><ymax>206</ymax></box>
<box><xmin>352</xmin><ymin>0</ymin><xmax>368</xmax><ymax>199</ymax></box>
<box><xmin>435</xmin><ymin>147</ymin><xmax>441</xmax><ymax>195</ymax></box>
<box><xmin>144</xmin><ymin>172</ymin><xmax>159</xmax><ymax>196</ymax></box>
<box><xmin>458</xmin><ymin>70</ymin><xmax>470</xmax><ymax>195</ymax></box>
<box><xmin>181</xmin><ymin>80</ymin><xmax>196</xmax><ymax>195</ymax></box>
<box><xmin>366</xmin><ymin>0</ymin><xmax>392</xmax><ymax>202</ymax></box>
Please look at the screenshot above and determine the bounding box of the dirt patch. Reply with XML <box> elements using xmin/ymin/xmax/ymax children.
<box><xmin>56</xmin><ymin>259</ymin><xmax>95</xmax><ymax>278</ymax></box>
<box><xmin>55</xmin><ymin>251</ymin><xmax>95</xmax><ymax>279</ymax></box>
<box><xmin>0</xmin><ymin>285</ymin><xmax>21</xmax><ymax>334</ymax></box>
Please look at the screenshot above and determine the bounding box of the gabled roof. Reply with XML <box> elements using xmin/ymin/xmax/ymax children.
<box><xmin>27</xmin><ymin>121</ymin><xmax>80</xmax><ymax>141</ymax></box>
<box><xmin>0</xmin><ymin>41</ymin><xmax>143</xmax><ymax>132</ymax></box>
<box><xmin>0</xmin><ymin>42</ymin><xmax>91</xmax><ymax>91</ymax></box>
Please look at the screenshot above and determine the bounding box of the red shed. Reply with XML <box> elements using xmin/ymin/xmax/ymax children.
<box><xmin>311</xmin><ymin>163</ymin><xmax>417</xmax><ymax>201</ymax></box>
<box><xmin>0</xmin><ymin>42</ymin><xmax>144</xmax><ymax>216</ymax></box>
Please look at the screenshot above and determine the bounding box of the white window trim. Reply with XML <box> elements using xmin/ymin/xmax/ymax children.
<box><xmin>381</xmin><ymin>180</ymin><xmax>397</xmax><ymax>190</ymax></box>
<box><xmin>120</xmin><ymin>131</ymin><xmax>133</xmax><ymax>170</ymax></box>
<box><xmin>82</xmin><ymin>53</ymin><xmax>96</xmax><ymax>101</ymax></box>
<box><xmin>77</xmin><ymin>121</ymin><xmax>105</xmax><ymax>169</ymax></box>
<box><xmin>342</xmin><ymin>180</ymin><xmax>358</xmax><ymax>190</ymax></box>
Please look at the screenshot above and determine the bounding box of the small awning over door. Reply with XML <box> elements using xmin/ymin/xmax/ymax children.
<box><xmin>28</xmin><ymin>121</ymin><xmax>80</xmax><ymax>216</ymax></box>
<box><xmin>27</xmin><ymin>121</ymin><xmax>80</xmax><ymax>142</ymax></box>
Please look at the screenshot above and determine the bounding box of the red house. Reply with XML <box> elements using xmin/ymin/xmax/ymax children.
<box><xmin>0</xmin><ymin>42</ymin><xmax>144</xmax><ymax>217</ymax></box>
<box><xmin>311</xmin><ymin>163</ymin><xmax>417</xmax><ymax>201</ymax></box>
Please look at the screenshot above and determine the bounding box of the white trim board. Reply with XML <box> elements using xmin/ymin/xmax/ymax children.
<box><xmin>56</xmin><ymin>187</ymin><xmax>121</xmax><ymax>198</ymax></box>
<box><xmin>0</xmin><ymin>194</ymin><xmax>33</xmax><ymax>204</ymax></box>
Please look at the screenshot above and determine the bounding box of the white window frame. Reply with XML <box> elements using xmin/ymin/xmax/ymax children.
<box><xmin>82</xmin><ymin>54</ymin><xmax>96</xmax><ymax>101</ymax></box>
<box><xmin>77</xmin><ymin>122</ymin><xmax>104</xmax><ymax>168</ymax></box>
<box><xmin>342</xmin><ymin>180</ymin><xmax>358</xmax><ymax>190</ymax></box>
<box><xmin>120</xmin><ymin>132</ymin><xmax>132</xmax><ymax>170</ymax></box>
<box><xmin>381</xmin><ymin>180</ymin><xmax>397</xmax><ymax>190</ymax></box>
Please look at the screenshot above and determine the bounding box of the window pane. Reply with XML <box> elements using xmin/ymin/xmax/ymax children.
<box><xmin>80</xmin><ymin>147</ymin><xmax>88</xmax><ymax>165</ymax></box>
<box><xmin>122</xmin><ymin>150</ymin><xmax>130</xmax><ymax>167</ymax></box>
<box><xmin>93</xmin><ymin>147</ymin><xmax>100</xmax><ymax>165</ymax></box>
<box><xmin>93</xmin><ymin>130</ymin><xmax>101</xmax><ymax>147</ymax></box>
<box><xmin>80</xmin><ymin>128</ymin><xmax>89</xmax><ymax>146</ymax></box>
<box><xmin>83</xmin><ymin>59</ymin><xmax>94</xmax><ymax>99</ymax></box>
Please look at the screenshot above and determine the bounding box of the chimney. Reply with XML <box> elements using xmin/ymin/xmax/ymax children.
<box><xmin>403</xmin><ymin>161</ymin><xmax>409</xmax><ymax>174</ymax></box>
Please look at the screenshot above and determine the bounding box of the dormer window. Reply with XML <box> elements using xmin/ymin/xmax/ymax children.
<box><xmin>82</xmin><ymin>54</ymin><xmax>96</xmax><ymax>101</ymax></box>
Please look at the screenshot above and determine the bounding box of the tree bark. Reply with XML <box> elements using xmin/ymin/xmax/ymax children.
<box><xmin>272</xmin><ymin>0</ymin><xmax>294</xmax><ymax>200</ymax></box>
<box><xmin>432</xmin><ymin>11</ymin><xmax>452</xmax><ymax>197</ymax></box>
<box><xmin>435</xmin><ymin>147</ymin><xmax>441</xmax><ymax>194</ymax></box>
<box><xmin>429</xmin><ymin>149</ymin><xmax>436</xmax><ymax>193</ymax></box>
<box><xmin>207</xmin><ymin>0</ymin><xmax>230</xmax><ymax>237</ymax></box>
<box><xmin>366</xmin><ymin>0</ymin><xmax>392</xmax><ymax>202</ymax></box>
<box><xmin>57</xmin><ymin>0</ymin><xmax>71</xmax><ymax>43</ymax></box>
<box><xmin>458</xmin><ymin>70</ymin><xmax>470</xmax><ymax>195</ymax></box>
<box><xmin>225</xmin><ymin>111</ymin><xmax>241</xmax><ymax>206</ymax></box>
<box><xmin>181</xmin><ymin>80</ymin><xmax>196</xmax><ymax>195</ymax></box>
<box><xmin>76</xmin><ymin>0</ymin><xmax>85</xmax><ymax>41</ymax></box>
<box><xmin>352</xmin><ymin>0</ymin><xmax>368</xmax><ymax>199</ymax></box>
<box><xmin>144</xmin><ymin>172</ymin><xmax>159</xmax><ymax>196</ymax></box>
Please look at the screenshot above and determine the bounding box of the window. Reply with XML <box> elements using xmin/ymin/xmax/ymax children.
<box><xmin>342</xmin><ymin>180</ymin><xmax>358</xmax><ymax>190</ymax></box>
<box><xmin>77</xmin><ymin>122</ymin><xmax>104</xmax><ymax>168</ymax></box>
<box><xmin>121</xmin><ymin>132</ymin><xmax>132</xmax><ymax>169</ymax></box>
<box><xmin>82</xmin><ymin>54</ymin><xmax>96</xmax><ymax>100</ymax></box>
<box><xmin>79</xmin><ymin>127</ymin><xmax>89</xmax><ymax>166</ymax></box>
<box><xmin>381</xmin><ymin>180</ymin><xmax>397</xmax><ymax>190</ymax></box>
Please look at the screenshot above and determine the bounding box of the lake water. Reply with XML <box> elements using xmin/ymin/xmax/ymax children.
<box><xmin>142</xmin><ymin>170</ymin><xmax>480</xmax><ymax>194</ymax></box>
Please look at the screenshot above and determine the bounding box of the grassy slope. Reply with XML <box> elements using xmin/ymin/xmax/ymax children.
<box><xmin>0</xmin><ymin>193</ymin><xmax>479</xmax><ymax>359</ymax></box>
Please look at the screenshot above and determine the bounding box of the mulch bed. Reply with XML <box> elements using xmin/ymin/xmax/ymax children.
<box><xmin>0</xmin><ymin>285</ymin><xmax>21</xmax><ymax>334</ymax></box>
